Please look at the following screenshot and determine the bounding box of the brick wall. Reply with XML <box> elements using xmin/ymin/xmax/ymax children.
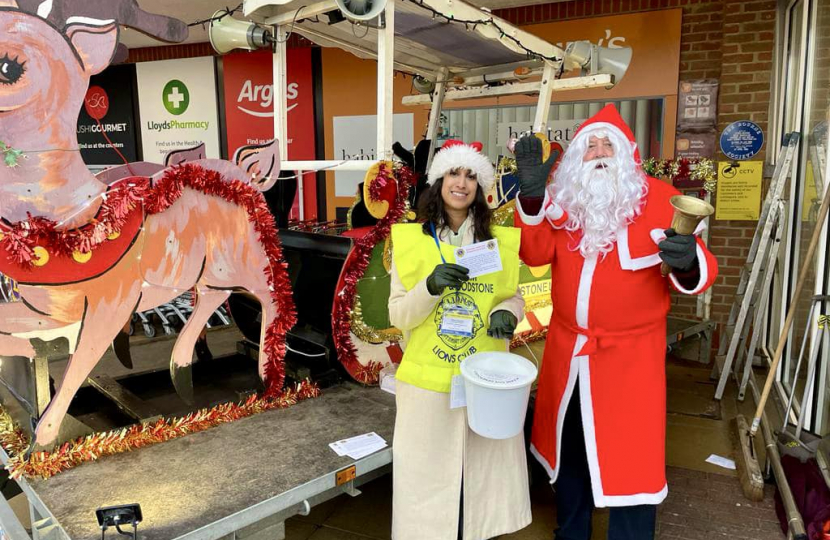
<box><xmin>708</xmin><ymin>0</ymin><xmax>776</xmax><ymax>329</ymax></box>
<box><xmin>495</xmin><ymin>0</ymin><xmax>777</xmax><ymax>336</ymax></box>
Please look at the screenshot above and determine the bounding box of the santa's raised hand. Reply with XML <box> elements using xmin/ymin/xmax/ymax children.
<box><xmin>515</xmin><ymin>134</ymin><xmax>558</xmax><ymax>198</ymax></box>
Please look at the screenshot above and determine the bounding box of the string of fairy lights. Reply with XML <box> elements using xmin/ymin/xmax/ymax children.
<box><xmin>187</xmin><ymin>3</ymin><xmax>243</xmax><ymax>29</ymax></box>
<box><xmin>402</xmin><ymin>0</ymin><xmax>562</xmax><ymax>62</ymax></box>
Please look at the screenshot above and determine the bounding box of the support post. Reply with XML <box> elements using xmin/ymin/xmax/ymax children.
<box><xmin>273</xmin><ymin>26</ymin><xmax>289</xmax><ymax>160</ymax></box>
<box><xmin>532</xmin><ymin>61</ymin><xmax>557</xmax><ymax>134</ymax></box>
<box><xmin>376</xmin><ymin>3</ymin><xmax>395</xmax><ymax>161</ymax></box>
<box><xmin>425</xmin><ymin>67</ymin><xmax>448</xmax><ymax>175</ymax></box>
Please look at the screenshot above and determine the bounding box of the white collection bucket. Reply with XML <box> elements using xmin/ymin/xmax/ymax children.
<box><xmin>459</xmin><ymin>351</ymin><xmax>538</xmax><ymax>440</ymax></box>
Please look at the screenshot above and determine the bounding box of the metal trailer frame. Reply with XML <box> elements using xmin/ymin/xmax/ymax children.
<box><xmin>0</xmin><ymin>385</ymin><xmax>396</xmax><ymax>540</ymax></box>
<box><xmin>0</xmin><ymin>446</ymin><xmax>392</xmax><ymax>540</ymax></box>
<box><xmin>241</xmin><ymin>0</ymin><xmax>626</xmax><ymax>220</ymax></box>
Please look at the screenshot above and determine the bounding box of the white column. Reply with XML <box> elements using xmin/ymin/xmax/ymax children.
<box><xmin>273</xmin><ymin>26</ymin><xmax>289</xmax><ymax>159</ymax></box>
<box><xmin>425</xmin><ymin>68</ymin><xmax>448</xmax><ymax>173</ymax></box>
<box><xmin>635</xmin><ymin>99</ymin><xmax>651</xmax><ymax>160</ymax></box>
<box><xmin>376</xmin><ymin>3</ymin><xmax>395</xmax><ymax>161</ymax></box>
<box><xmin>532</xmin><ymin>61</ymin><xmax>557</xmax><ymax>134</ymax></box>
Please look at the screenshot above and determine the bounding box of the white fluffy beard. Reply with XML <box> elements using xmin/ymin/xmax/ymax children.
<box><xmin>551</xmin><ymin>132</ymin><xmax>648</xmax><ymax>259</ymax></box>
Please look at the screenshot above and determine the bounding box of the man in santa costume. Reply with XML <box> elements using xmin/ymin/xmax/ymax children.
<box><xmin>513</xmin><ymin>104</ymin><xmax>718</xmax><ymax>540</ymax></box>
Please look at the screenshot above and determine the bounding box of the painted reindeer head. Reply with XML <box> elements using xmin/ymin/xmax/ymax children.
<box><xmin>0</xmin><ymin>8</ymin><xmax>119</xmax><ymax>222</ymax></box>
<box><xmin>0</xmin><ymin>1</ymin><xmax>187</xmax><ymax>223</ymax></box>
<box><xmin>0</xmin><ymin>9</ymin><xmax>118</xmax><ymax>131</ymax></box>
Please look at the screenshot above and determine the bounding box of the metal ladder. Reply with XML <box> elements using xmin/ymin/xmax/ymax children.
<box><xmin>734</xmin><ymin>201</ymin><xmax>783</xmax><ymax>400</ymax></box>
<box><xmin>713</xmin><ymin>132</ymin><xmax>801</xmax><ymax>400</ymax></box>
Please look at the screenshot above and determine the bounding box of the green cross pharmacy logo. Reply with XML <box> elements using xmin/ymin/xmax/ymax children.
<box><xmin>162</xmin><ymin>80</ymin><xmax>190</xmax><ymax>115</ymax></box>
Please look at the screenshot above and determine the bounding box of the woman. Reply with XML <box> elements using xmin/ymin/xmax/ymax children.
<box><xmin>388</xmin><ymin>140</ymin><xmax>531</xmax><ymax>540</ymax></box>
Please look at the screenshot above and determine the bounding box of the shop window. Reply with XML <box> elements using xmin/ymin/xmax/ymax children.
<box><xmin>769</xmin><ymin>0</ymin><xmax>830</xmax><ymax>435</ymax></box>
<box><xmin>436</xmin><ymin>99</ymin><xmax>665</xmax><ymax>164</ymax></box>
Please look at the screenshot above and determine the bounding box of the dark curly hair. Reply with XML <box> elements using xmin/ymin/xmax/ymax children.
<box><xmin>417</xmin><ymin>172</ymin><xmax>493</xmax><ymax>241</ymax></box>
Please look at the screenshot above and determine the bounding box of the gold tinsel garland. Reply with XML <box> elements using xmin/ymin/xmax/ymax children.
<box><xmin>510</xmin><ymin>328</ymin><xmax>549</xmax><ymax>349</ymax></box>
<box><xmin>499</xmin><ymin>155</ymin><xmax>718</xmax><ymax>193</ymax></box>
<box><xmin>523</xmin><ymin>296</ymin><xmax>553</xmax><ymax>313</ymax></box>
<box><xmin>492</xmin><ymin>199</ymin><xmax>517</xmax><ymax>226</ymax></box>
<box><xmin>497</xmin><ymin>156</ymin><xmax>518</xmax><ymax>178</ymax></box>
<box><xmin>347</xmin><ymin>200</ymin><xmax>410</xmax><ymax>346</ymax></box>
<box><xmin>349</xmin><ymin>296</ymin><xmax>402</xmax><ymax>344</ymax></box>
<box><xmin>641</xmin><ymin>157</ymin><xmax>717</xmax><ymax>193</ymax></box>
<box><xmin>1</xmin><ymin>381</ymin><xmax>320</xmax><ymax>480</ymax></box>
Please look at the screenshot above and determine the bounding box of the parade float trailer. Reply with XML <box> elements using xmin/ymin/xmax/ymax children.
<box><xmin>0</xmin><ymin>0</ymin><xmax>639</xmax><ymax>536</ymax></box>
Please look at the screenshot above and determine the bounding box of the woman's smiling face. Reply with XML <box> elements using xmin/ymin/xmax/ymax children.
<box><xmin>440</xmin><ymin>168</ymin><xmax>478</xmax><ymax>212</ymax></box>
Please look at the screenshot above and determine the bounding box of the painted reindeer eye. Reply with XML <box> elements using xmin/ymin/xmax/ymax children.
<box><xmin>0</xmin><ymin>54</ymin><xmax>26</xmax><ymax>85</ymax></box>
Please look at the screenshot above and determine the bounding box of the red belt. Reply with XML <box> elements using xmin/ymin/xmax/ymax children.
<box><xmin>551</xmin><ymin>311</ymin><xmax>665</xmax><ymax>356</ymax></box>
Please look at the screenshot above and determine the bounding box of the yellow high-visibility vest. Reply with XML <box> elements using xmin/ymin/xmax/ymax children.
<box><xmin>391</xmin><ymin>223</ymin><xmax>521</xmax><ymax>393</ymax></box>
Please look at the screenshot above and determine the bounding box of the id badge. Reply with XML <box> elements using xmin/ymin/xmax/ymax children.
<box><xmin>440</xmin><ymin>305</ymin><xmax>475</xmax><ymax>337</ymax></box>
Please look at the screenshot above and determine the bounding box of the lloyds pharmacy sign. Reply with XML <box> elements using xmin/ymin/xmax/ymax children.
<box><xmin>136</xmin><ymin>57</ymin><xmax>221</xmax><ymax>163</ymax></box>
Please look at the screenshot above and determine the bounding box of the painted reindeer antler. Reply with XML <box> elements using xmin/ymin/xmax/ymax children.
<box><xmin>16</xmin><ymin>0</ymin><xmax>188</xmax><ymax>42</ymax></box>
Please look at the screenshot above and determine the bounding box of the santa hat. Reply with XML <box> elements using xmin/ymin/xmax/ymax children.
<box><xmin>572</xmin><ymin>104</ymin><xmax>642</xmax><ymax>163</ymax></box>
<box><xmin>427</xmin><ymin>140</ymin><xmax>495</xmax><ymax>192</ymax></box>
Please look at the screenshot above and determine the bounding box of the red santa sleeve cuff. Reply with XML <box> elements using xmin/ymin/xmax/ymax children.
<box><xmin>516</xmin><ymin>190</ymin><xmax>567</xmax><ymax>228</ymax></box>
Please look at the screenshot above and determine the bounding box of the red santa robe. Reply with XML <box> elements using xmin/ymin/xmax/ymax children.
<box><xmin>515</xmin><ymin>105</ymin><xmax>718</xmax><ymax>507</ymax></box>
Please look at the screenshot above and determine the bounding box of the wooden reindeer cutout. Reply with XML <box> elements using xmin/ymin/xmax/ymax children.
<box><xmin>0</xmin><ymin>2</ymin><xmax>295</xmax><ymax>451</ymax></box>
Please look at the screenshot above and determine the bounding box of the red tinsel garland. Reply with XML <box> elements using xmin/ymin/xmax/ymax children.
<box><xmin>332</xmin><ymin>164</ymin><xmax>414</xmax><ymax>384</ymax></box>
<box><xmin>144</xmin><ymin>164</ymin><xmax>297</xmax><ymax>394</ymax></box>
<box><xmin>1</xmin><ymin>179</ymin><xmax>149</xmax><ymax>265</ymax></box>
<box><xmin>0</xmin><ymin>164</ymin><xmax>297</xmax><ymax>394</ymax></box>
<box><xmin>367</xmin><ymin>163</ymin><xmax>395</xmax><ymax>203</ymax></box>
<box><xmin>353</xmin><ymin>360</ymin><xmax>385</xmax><ymax>385</ymax></box>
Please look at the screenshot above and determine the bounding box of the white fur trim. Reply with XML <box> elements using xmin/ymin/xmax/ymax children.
<box><xmin>649</xmin><ymin>223</ymin><xmax>709</xmax><ymax>294</ymax></box>
<box><xmin>617</xmin><ymin>226</ymin><xmax>662</xmax><ymax>271</ymax></box>
<box><xmin>530</xmin><ymin>443</ymin><xmax>555</xmax><ymax>480</ymax></box>
<box><xmin>574</xmin><ymin>122</ymin><xmax>638</xmax><ymax>158</ymax></box>
<box><xmin>599</xmin><ymin>484</ymin><xmax>668</xmax><ymax>507</ymax></box>
<box><xmin>579</xmin><ymin>356</ymin><xmax>606</xmax><ymax>504</ymax></box>
<box><xmin>427</xmin><ymin>145</ymin><xmax>495</xmax><ymax>192</ymax></box>
<box><xmin>515</xmin><ymin>190</ymin><xmax>548</xmax><ymax>226</ymax></box>
<box><xmin>649</xmin><ymin>221</ymin><xmax>707</xmax><ymax>245</ymax></box>
<box><xmin>669</xmin><ymin>243</ymin><xmax>709</xmax><ymax>295</ymax></box>
<box><xmin>544</xmin><ymin>201</ymin><xmax>565</xmax><ymax>227</ymax></box>
<box><xmin>547</xmin><ymin>337</ymin><xmax>583</xmax><ymax>483</ymax></box>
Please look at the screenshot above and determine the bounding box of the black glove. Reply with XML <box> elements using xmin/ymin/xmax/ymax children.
<box><xmin>487</xmin><ymin>310</ymin><xmax>518</xmax><ymax>339</ymax></box>
<box><xmin>515</xmin><ymin>134</ymin><xmax>558</xmax><ymax>198</ymax></box>
<box><xmin>392</xmin><ymin>142</ymin><xmax>415</xmax><ymax>170</ymax></box>
<box><xmin>413</xmin><ymin>139</ymin><xmax>432</xmax><ymax>177</ymax></box>
<box><xmin>426</xmin><ymin>263</ymin><xmax>469</xmax><ymax>296</ymax></box>
<box><xmin>658</xmin><ymin>229</ymin><xmax>698</xmax><ymax>272</ymax></box>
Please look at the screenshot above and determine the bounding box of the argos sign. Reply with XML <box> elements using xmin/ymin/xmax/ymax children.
<box><xmin>222</xmin><ymin>48</ymin><xmax>315</xmax><ymax>160</ymax></box>
<box><xmin>236</xmin><ymin>80</ymin><xmax>299</xmax><ymax>116</ymax></box>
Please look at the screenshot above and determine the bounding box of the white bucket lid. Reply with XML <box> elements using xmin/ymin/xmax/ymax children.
<box><xmin>460</xmin><ymin>351</ymin><xmax>537</xmax><ymax>390</ymax></box>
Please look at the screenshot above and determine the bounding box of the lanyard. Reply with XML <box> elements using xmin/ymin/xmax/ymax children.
<box><xmin>429</xmin><ymin>222</ymin><xmax>447</xmax><ymax>264</ymax></box>
<box><xmin>430</xmin><ymin>222</ymin><xmax>463</xmax><ymax>301</ymax></box>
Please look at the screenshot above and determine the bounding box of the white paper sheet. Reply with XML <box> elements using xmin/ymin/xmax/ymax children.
<box><xmin>705</xmin><ymin>454</ymin><xmax>736</xmax><ymax>470</ymax></box>
<box><xmin>450</xmin><ymin>375</ymin><xmax>467</xmax><ymax>409</ymax></box>
<box><xmin>329</xmin><ymin>432</ymin><xmax>388</xmax><ymax>460</ymax></box>
<box><xmin>454</xmin><ymin>239</ymin><xmax>502</xmax><ymax>278</ymax></box>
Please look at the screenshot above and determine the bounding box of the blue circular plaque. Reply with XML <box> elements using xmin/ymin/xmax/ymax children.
<box><xmin>720</xmin><ymin>121</ymin><xmax>764</xmax><ymax>160</ymax></box>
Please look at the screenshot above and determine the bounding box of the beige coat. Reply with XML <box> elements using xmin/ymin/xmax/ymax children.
<box><xmin>388</xmin><ymin>218</ymin><xmax>531</xmax><ymax>540</ymax></box>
